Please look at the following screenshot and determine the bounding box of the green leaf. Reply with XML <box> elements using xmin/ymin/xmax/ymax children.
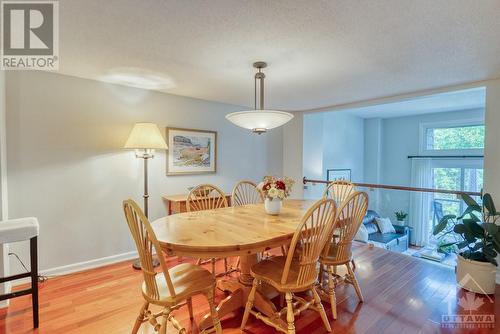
<box><xmin>433</xmin><ymin>217</ymin><xmax>450</xmax><ymax>235</ymax></box>
<box><xmin>461</xmin><ymin>193</ymin><xmax>479</xmax><ymax>207</ymax></box>
<box><xmin>457</xmin><ymin>205</ymin><xmax>482</xmax><ymax>220</ymax></box>
<box><xmin>483</xmin><ymin>223</ymin><xmax>498</xmax><ymax>236</ymax></box>
<box><xmin>484</xmin><ymin>248</ymin><xmax>497</xmax><ymax>258</ymax></box>
<box><xmin>486</xmin><ymin>257</ymin><xmax>498</xmax><ymax>266</ymax></box>
<box><xmin>453</xmin><ymin>224</ymin><xmax>466</xmax><ymax>234</ymax></box>
<box><xmin>471</xmin><ymin>242</ymin><xmax>484</xmax><ymax>251</ymax></box>
<box><xmin>463</xmin><ymin>219</ymin><xmax>484</xmax><ymax>238</ymax></box>
<box><xmin>457</xmin><ymin>240</ymin><xmax>470</xmax><ymax>249</ymax></box>
<box><xmin>482</xmin><ymin>193</ymin><xmax>497</xmax><ymax>215</ymax></box>
<box><xmin>468</xmin><ymin>251</ymin><xmax>486</xmax><ymax>261</ymax></box>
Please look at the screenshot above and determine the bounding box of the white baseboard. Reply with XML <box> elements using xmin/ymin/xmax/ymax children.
<box><xmin>9</xmin><ymin>250</ymin><xmax>138</xmax><ymax>288</ymax></box>
<box><xmin>41</xmin><ymin>251</ymin><xmax>138</xmax><ymax>277</ymax></box>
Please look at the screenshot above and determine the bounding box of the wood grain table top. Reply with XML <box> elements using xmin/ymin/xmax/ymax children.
<box><xmin>151</xmin><ymin>199</ymin><xmax>315</xmax><ymax>257</ymax></box>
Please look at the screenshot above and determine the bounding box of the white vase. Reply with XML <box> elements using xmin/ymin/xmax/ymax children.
<box><xmin>456</xmin><ymin>255</ymin><xmax>496</xmax><ymax>294</ymax></box>
<box><xmin>264</xmin><ymin>198</ymin><xmax>282</xmax><ymax>215</ymax></box>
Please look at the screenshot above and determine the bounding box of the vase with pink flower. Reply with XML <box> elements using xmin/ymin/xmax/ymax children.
<box><xmin>258</xmin><ymin>176</ymin><xmax>295</xmax><ymax>215</ymax></box>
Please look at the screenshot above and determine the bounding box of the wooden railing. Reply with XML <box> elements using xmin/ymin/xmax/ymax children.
<box><xmin>302</xmin><ymin>177</ymin><xmax>482</xmax><ymax>197</ymax></box>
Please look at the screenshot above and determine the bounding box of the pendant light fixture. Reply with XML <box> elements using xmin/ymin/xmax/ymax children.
<box><xmin>226</xmin><ymin>62</ymin><xmax>294</xmax><ymax>134</ymax></box>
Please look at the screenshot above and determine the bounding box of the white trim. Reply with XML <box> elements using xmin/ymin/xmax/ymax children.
<box><xmin>8</xmin><ymin>250</ymin><xmax>138</xmax><ymax>288</ymax></box>
<box><xmin>42</xmin><ymin>250</ymin><xmax>138</xmax><ymax>277</ymax></box>
<box><xmin>419</xmin><ymin>117</ymin><xmax>485</xmax><ymax>155</ymax></box>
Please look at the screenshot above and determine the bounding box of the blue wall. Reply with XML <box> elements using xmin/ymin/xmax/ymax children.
<box><xmin>303</xmin><ymin>111</ymin><xmax>365</xmax><ymax>199</ymax></box>
<box><xmin>368</xmin><ymin>108</ymin><xmax>484</xmax><ymax>219</ymax></box>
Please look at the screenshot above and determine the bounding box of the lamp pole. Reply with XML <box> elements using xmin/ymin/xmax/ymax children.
<box><xmin>132</xmin><ymin>149</ymin><xmax>160</xmax><ymax>270</ymax></box>
<box><xmin>124</xmin><ymin>123</ymin><xmax>167</xmax><ymax>270</ymax></box>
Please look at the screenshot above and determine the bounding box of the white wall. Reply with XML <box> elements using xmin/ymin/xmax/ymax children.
<box><xmin>302</xmin><ymin>111</ymin><xmax>364</xmax><ymax>199</ymax></box>
<box><xmin>322</xmin><ymin>112</ymin><xmax>364</xmax><ymax>183</ymax></box>
<box><xmin>374</xmin><ymin>108</ymin><xmax>484</xmax><ymax>219</ymax></box>
<box><xmin>302</xmin><ymin>113</ymin><xmax>324</xmax><ymax>199</ymax></box>
<box><xmin>5</xmin><ymin>71</ymin><xmax>279</xmax><ymax>274</ymax></box>
<box><xmin>483</xmin><ymin>79</ymin><xmax>500</xmax><ymax>284</ymax></box>
<box><xmin>283</xmin><ymin>113</ymin><xmax>304</xmax><ymax>199</ymax></box>
<box><xmin>0</xmin><ymin>69</ymin><xmax>10</xmax><ymax>305</ymax></box>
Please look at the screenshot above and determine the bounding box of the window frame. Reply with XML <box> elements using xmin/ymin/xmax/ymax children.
<box><xmin>419</xmin><ymin>118</ymin><xmax>485</xmax><ymax>156</ymax></box>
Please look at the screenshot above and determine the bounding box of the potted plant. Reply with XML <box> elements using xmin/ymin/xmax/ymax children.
<box><xmin>258</xmin><ymin>176</ymin><xmax>294</xmax><ymax>215</ymax></box>
<box><xmin>433</xmin><ymin>193</ymin><xmax>499</xmax><ymax>294</ymax></box>
<box><xmin>394</xmin><ymin>211</ymin><xmax>408</xmax><ymax>225</ymax></box>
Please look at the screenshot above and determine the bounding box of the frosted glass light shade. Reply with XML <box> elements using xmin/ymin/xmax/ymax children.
<box><xmin>225</xmin><ymin>110</ymin><xmax>294</xmax><ymax>133</ymax></box>
<box><xmin>124</xmin><ymin>123</ymin><xmax>168</xmax><ymax>149</ymax></box>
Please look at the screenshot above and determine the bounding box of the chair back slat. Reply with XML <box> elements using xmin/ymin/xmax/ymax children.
<box><xmin>187</xmin><ymin>184</ymin><xmax>228</xmax><ymax>212</ymax></box>
<box><xmin>281</xmin><ymin>199</ymin><xmax>337</xmax><ymax>286</ymax></box>
<box><xmin>323</xmin><ymin>191</ymin><xmax>368</xmax><ymax>262</ymax></box>
<box><xmin>232</xmin><ymin>180</ymin><xmax>264</xmax><ymax>206</ymax></box>
<box><xmin>123</xmin><ymin>200</ymin><xmax>176</xmax><ymax>300</ymax></box>
<box><xmin>323</xmin><ymin>180</ymin><xmax>356</xmax><ymax>205</ymax></box>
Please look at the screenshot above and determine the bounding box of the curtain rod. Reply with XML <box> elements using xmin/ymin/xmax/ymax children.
<box><xmin>407</xmin><ymin>155</ymin><xmax>484</xmax><ymax>159</ymax></box>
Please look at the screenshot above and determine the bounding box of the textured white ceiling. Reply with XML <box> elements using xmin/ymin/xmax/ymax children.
<box><xmin>339</xmin><ymin>87</ymin><xmax>486</xmax><ymax>119</ymax></box>
<box><xmin>59</xmin><ymin>0</ymin><xmax>500</xmax><ymax>110</ymax></box>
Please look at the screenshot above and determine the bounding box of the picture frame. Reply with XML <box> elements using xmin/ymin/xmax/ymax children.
<box><xmin>326</xmin><ymin>168</ymin><xmax>351</xmax><ymax>182</ymax></box>
<box><xmin>166</xmin><ymin>127</ymin><xmax>217</xmax><ymax>175</ymax></box>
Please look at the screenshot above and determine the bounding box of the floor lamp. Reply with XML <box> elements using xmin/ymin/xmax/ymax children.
<box><xmin>124</xmin><ymin>123</ymin><xmax>168</xmax><ymax>270</ymax></box>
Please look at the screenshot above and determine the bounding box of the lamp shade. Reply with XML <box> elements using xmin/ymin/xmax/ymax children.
<box><xmin>124</xmin><ymin>123</ymin><xmax>168</xmax><ymax>149</ymax></box>
<box><xmin>225</xmin><ymin>110</ymin><xmax>294</xmax><ymax>134</ymax></box>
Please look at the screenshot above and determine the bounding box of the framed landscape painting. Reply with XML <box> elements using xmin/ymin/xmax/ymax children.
<box><xmin>326</xmin><ymin>168</ymin><xmax>351</xmax><ymax>182</ymax></box>
<box><xmin>166</xmin><ymin>127</ymin><xmax>217</xmax><ymax>175</ymax></box>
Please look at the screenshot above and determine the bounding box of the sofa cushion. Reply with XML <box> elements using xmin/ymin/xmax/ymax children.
<box><xmin>364</xmin><ymin>222</ymin><xmax>379</xmax><ymax>234</ymax></box>
<box><xmin>368</xmin><ymin>232</ymin><xmax>402</xmax><ymax>244</ymax></box>
<box><xmin>354</xmin><ymin>223</ymin><xmax>369</xmax><ymax>242</ymax></box>
<box><xmin>375</xmin><ymin>217</ymin><xmax>396</xmax><ymax>234</ymax></box>
<box><xmin>362</xmin><ymin>210</ymin><xmax>380</xmax><ymax>225</ymax></box>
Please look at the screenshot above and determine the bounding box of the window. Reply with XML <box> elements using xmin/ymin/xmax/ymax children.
<box><xmin>426</xmin><ymin>124</ymin><xmax>485</xmax><ymax>150</ymax></box>
<box><xmin>422</xmin><ymin>122</ymin><xmax>484</xmax><ymax>154</ymax></box>
<box><xmin>431</xmin><ymin>160</ymin><xmax>483</xmax><ymax>228</ymax></box>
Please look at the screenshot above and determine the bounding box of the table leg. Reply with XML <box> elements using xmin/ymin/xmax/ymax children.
<box><xmin>198</xmin><ymin>253</ymin><xmax>280</xmax><ymax>331</ymax></box>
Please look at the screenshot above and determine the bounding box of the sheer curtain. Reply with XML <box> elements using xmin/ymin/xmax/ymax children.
<box><xmin>409</xmin><ymin>158</ymin><xmax>432</xmax><ymax>246</ymax></box>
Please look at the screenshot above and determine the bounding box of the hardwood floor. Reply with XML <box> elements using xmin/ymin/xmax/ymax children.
<box><xmin>0</xmin><ymin>244</ymin><xmax>497</xmax><ymax>334</ymax></box>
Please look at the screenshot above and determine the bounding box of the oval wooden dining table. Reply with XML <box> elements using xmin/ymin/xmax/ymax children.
<box><xmin>151</xmin><ymin>199</ymin><xmax>314</xmax><ymax>331</ymax></box>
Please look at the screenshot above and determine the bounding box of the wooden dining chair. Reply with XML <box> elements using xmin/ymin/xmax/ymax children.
<box><xmin>123</xmin><ymin>199</ymin><xmax>222</xmax><ymax>334</ymax></box>
<box><xmin>187</xmin><ymin>184</ymin><xmax>230</xmax><ymax>276</ymax></box>
<box><xmin>231</xmin><ymin>180</ymin><xmax>264</xmax><ymax>266</ymax></box>
<box><xmin>323</xmin><ymin>180</ymin><xmax>358</xmax><ymax>270</ymax></box>
<box><xmin>318</xmin><ymin>191</ymin><xmax>368</xmax><ymax>320</ymax></box>
<box><xmin>241</xmin><ymin>198</ymin><xmax>337</xmax><ymax>334</ymax></box>
<box><xmin>231</xmin><ymin>180</ymin><xmax>264</xmax><ymax>206</ymax></box>
<box><xmin>322</xmin><ymin>180</ymin><xmax>356</xmax><ymax>205</ymax></box>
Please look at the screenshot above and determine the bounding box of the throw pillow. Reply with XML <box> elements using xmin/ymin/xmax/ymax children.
<box><xmin>354</xmin><ymin>223</ymin><xmax>369</xmax><ymax>242</ymax></box>
<box><xmin>375</xmin><ymin>217</ymin><xmax>396</xmax><ymax>234</ymax></box>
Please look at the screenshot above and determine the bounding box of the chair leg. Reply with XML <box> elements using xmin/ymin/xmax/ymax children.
<box><xmin>319</xmin><ymin>263</ymin><xmax>324</xmax><ymax>285</ymax></box>
<box><xmin>131</xmin><ymin>301</ymin><xmax>149</xmax><ymax>334</ymax></box>
<box><xmin>159</xmin><ymin>308</ymin><xmax>170</xmax><ymax>334</ymax></box>
<box><xmin>187</xmin><ymin>297</ymin><xmax>194</xmax><ymax>320</ymax></box>
<box><xmin>347</xmin><ymin>263</ymin><xmax>363</xmax><ymax>303</ymax></box>
<box><xmin>285</xmin><ymin>292</ymin><xmax>296</xmax><ymax>334</ymax></box>
<box><xmin>211</xmin><ymin>258</ymin><xmax>216</xmax><ymax>277</ymax></box>
<box><xmin>241</xmin><ymin>279</ymin><xmax>258</xmax><ymax>330</ymax></box>
<box><xmin>312</xmin><ymin>287</ymin><xmax>332</xmax><ymax>332</ymax></box>
<box><xmin>30</xmin><ymin>237</ymin><xmax>39</xmax><ymax>328</ymax></box>
<box><xmin>327</xmin><ymin>266</ymin><xmax>337</xmax><ymax>320</ymax></box>
<box><xmin>207</xmin><ymin>290</ymin><xmax>222</xmax><ymax>334</ymax></box>
<box><xmin>223</xmin><ymin>258</ymin><xmax>228</xmax><ymax>274</ymax></box>
<box><xmin>351</xmin><ymin>259</ymin><xmax>356</xmax><ymax>271</ymax></box>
